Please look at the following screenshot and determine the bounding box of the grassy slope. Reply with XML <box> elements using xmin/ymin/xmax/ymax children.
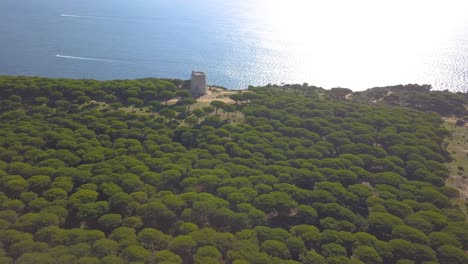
<box><xmin>191</xmin><ymin>87</ymin><xmax>245</xmax><ymax>123</ymax></box>
<box><xmin>443</xmin><ymin>118</ymin><xmax>468</xmax><ymax>216</ymax></box>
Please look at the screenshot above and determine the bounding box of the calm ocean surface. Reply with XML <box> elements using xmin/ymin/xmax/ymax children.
<box><xmin>1</xmin><ymin>0</ymin><xmax>467</xmax><ymax>91</ymax></box>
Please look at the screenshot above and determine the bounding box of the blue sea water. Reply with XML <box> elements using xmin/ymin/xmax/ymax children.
<box><xmin>0</xmin><ymin>0</ymin><xmax>467</xmax><ymax>91</ymax></box>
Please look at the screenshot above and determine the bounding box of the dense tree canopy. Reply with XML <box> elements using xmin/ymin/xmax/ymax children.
<box><xmin>0</xmin><ymin>76</ymin><xmax>466</xmax><ymax>263</ymax></box>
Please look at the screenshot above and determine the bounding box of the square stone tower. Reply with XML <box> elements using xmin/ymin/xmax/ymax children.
<box><xmin>191</xmin><ymin>71</ymin><xmax>207</xmax><ymax>97</ymax></box>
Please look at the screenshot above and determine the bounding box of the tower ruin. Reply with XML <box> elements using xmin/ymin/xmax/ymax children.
<box><xmin>191</xmin><ymin>71</ymin><xmax>207</xmax><ymax>98</ymax></box>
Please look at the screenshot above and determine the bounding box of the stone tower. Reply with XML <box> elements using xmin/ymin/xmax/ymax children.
<box><xmin>191</xmin><ymin>71</ymin><xmax>207</xmax><ymax>97</ymax></box>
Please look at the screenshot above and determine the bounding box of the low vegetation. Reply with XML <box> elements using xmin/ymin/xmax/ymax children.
<box><xmin>326</xmin><ymin>84</ymin><xmax>468</xmax><ymax>117</ymax></box>
<box><xmin>443</xmin><ymin>118</ymin><xmax>468</xmax><ymax>215</ymax></box>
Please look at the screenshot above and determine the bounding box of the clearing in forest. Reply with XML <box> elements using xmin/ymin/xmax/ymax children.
<box><xmin>443</xmin><ymin>117</ymin><xmax>468</xmax><ymax>215</ymax></box>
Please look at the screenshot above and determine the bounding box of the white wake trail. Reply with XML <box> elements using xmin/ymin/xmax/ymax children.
<box><xmin>56</xmin><ymin>54</ymin><xmax>122</xmax><ymax>63</ymax></box>
<box><xmin>60</xmin><ymin>14</ymin><xmax>105</xmax><ymax>19</ymax></box>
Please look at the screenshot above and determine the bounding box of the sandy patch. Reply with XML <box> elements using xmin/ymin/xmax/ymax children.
<box><xmin>196</xmin><ymin>87</ymin><xmax>238</xmax><ymax>104</ymax></box>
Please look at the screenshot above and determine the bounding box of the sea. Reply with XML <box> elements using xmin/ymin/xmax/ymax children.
<box><xmin>0</xmin><ymin>0</ymin><xmax>467</xmax><ymax>92</ymax></box>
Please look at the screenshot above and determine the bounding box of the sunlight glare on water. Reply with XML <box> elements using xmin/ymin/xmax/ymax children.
<box><xmin>238</xmin><ymin>0</ymin><xmax>468</xmax><ymax>90</ymax></box>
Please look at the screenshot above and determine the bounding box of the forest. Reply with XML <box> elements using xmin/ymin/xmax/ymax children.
<box><xmin>0</xmin><ymin>76</ymin><xmax>467</xmax><ymax>264</ymax></box>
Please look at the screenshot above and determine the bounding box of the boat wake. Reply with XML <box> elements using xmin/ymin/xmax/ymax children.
<box><xmin>56</xmin><ymin>54</ymin><xmax>125</xmax><ymax>63</ymax></box>
<box><xmin>60</xmin><ymin>14</ymin><xmax>105</xmax><ymax>19</ymax></box>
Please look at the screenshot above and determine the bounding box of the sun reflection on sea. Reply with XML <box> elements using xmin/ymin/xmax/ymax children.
<box><xmin>235</xmin><ymin>0</ymin><xmax>468</xmax><ymax>90</ymax></box>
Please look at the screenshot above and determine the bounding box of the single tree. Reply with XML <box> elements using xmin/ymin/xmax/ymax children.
<box><xmin>210</xmin><ymin>100</ymin><xmax>225</xmax><ymax>116</ymax></box>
